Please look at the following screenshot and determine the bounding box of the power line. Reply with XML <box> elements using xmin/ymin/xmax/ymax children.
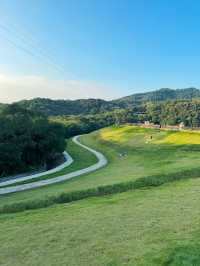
<box><xmin>0</xmin><ymin>22</ymin><xmax>66</xmax><ymax>75</ymax></box>
<box><xmin>0</xmin><ymin>21</ymin><xmax>68</xmax><ymax>76</ymax></box>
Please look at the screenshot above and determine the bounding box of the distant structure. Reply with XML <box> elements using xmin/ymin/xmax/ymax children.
<box><xmin>144</xmin><ymin>121</ymin><xmax>150</xmax><ymax>126</ymax></box>
<box><xmin>179</xmin><ymin>122</ymin><xmax>185</xmax><ymax>130</ymax></box>
<box><xmin>144</xmin><ymin>121</ymin><xmax>160</xmax><ymax>129</ymax></box>
<box><xmin>134</xmin><ymin>121</ymin><xmax>186</xmax><ymax>131</ymax></box>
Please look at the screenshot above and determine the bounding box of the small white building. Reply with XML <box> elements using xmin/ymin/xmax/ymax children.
<box><xmin>179</xmin><ymin>122</ymin><xmax>185</xmax><ymax>130</ymax></box>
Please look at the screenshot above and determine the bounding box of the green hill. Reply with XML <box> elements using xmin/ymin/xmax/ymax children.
<box><xmin>16</xmin><ymin>97</ymin><xmax>118</xmax><ymax>116</ymax></box>
<box><xmin>2</xmin><ymin>87</ymin><xmax>200</xmax><ymax>116</ymax></box>
<box><xmin>113</xmin><ymin>87</ymin><xmax>200</xmax><ymax>107</ymax></box>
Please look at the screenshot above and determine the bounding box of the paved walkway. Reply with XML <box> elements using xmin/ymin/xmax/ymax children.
<box><xmin>0</xmin><ymin>136</ymin><xmax>107</xmax><ymax>195</ymax></box>
<box><xmin>0</xmin><ymin>152</ymin><xmax>73</xmax><ymax>187</ymax></box>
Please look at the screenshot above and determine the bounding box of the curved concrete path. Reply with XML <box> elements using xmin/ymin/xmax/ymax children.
<box><xmin>0</xmin><ymin>151</ymin><xmax>74</xmax><ymax>187</ymax></box>
<box><xmin>0</xmin><ymin>136</ymin><xmax>107</xmax><ymax>195</ymax></box>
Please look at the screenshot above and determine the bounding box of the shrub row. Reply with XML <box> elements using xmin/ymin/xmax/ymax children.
<box><xmin>1</xmin><ymin>167</ymin><xmax>200</xmax><ymax>214</ymax></box>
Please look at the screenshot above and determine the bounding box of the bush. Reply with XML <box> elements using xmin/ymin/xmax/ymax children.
<box><xmin>1</xmin><ymin>166</ymin><xmax>200</xmax><ymax>215</ymax></box>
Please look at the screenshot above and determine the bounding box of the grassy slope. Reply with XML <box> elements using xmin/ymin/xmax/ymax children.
<box><xmin>1</xmin><ymin>178</ymin><xmax>200</xmax><ymax>266</ymax></box>
<box><xmin>1</xmin><ymin>125</ymin><xmax>200</xmax><ymax>209</ymax></box>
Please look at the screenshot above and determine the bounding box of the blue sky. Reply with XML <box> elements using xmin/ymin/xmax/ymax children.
<box><xmin>0</xmin><ymin>0</ymin><xmax>200</xmax><ymax>102</ymax></box>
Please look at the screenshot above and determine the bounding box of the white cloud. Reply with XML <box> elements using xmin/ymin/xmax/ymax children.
<box><xmin>0</xmin><ymin>73</ymin><xmax>119</xmax><ymax>103</ymax></box>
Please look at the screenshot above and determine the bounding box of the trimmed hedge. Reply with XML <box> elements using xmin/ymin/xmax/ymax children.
<box><xmin>1</xmin><ymin>167</ymin><xmax>200</xmax><ymax>214</ymax></box>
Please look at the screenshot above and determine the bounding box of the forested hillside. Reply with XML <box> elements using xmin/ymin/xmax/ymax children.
<box><xmin>113</xmin><ymin>87</ymin><xmax>200</xmax><ymax>107</ymax></box>
<box><xmin>1</xmin><ymin>87</ymin><xmax>200</xmax><ymax>116</ymax></box>
<box><xmin>17</xmin><ymin>98</ymin><xmax>118</xmax><ymax>116</ymax></box>
<box><xmin>1</xmin><ymin>88</ymin><xmax>200</xmax><ymax>145</ymax></box>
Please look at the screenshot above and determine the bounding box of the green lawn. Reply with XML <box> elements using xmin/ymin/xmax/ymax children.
<box><xmin>1</xmin><ymin>178</ymin><xmax>200</xmax><ymax>266</ymax></box>
<box><xmin>1</xmin><ymin>125</ymin><xmax>200</xmax><ymax>210</ymax></box>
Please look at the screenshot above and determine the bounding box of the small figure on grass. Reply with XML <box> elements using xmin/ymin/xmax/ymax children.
<box><xmin>119</xmin><ymin>152</ymin><xmax>127</xmax><ymax>158</ymax></box>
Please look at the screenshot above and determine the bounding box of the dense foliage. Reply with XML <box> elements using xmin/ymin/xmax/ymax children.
<box><xmin>51</xmin><ymin>99</ymin><xmax>200</xmax><ymax>139</ymax></box>
<box><xmin>50</xmin><ymin>108</ymin><xmax>146</xmax><ymax>138</ymax></box>
<box><xmin>17</xmin><ymin>98</ymin><xmax>118</xmax><ymax>116</ymax></box>
<box><xmin>113</xmin><ymin>87</ymin><xmax>200</xmax><ymax>107</ymax></box>
<box><xmin>4</xmin><ymin>87</ymin><xmax>199</xmax><ymax>117</ymax></box>
<box><xmin>0</xmin><ymin>104</ymin><xmax>66</xmax><ymax>177</ymax></box>
<box><xmin>51</xmin><ymin>112</ymin><xmax>117</xmax><ymax>138</ymax></box>
<box><xmin>146</xmin><ymin>100</ymin><xmax>200</xmax><ymax>127</ymax></box>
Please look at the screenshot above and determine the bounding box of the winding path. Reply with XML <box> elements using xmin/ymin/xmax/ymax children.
<box><xmin>0</xmin><ymin>152</ymin><xmax>74</xmax><ymax>187</ymax></box>
<box><xmin>0</xmin><ymin>136</ymin><xmax>107</xmax><ymax>195</ymax></box>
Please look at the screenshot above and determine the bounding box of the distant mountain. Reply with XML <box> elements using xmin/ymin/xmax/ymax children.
<box><xmin>17</xmin><ymin>98</ymin><xmax>118</xmax><ymax>116</ymax></box>
<box><xmin>113</xmin><ymin>88</ymin><xmax>200</xmax><ymax>107</ymax></box>
<box><xmin>1</xmin><ymin>87</ymin><xmax>200</xmax><ymax>116</ymax></box>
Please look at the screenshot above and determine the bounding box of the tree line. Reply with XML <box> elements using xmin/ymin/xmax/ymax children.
<box><xmin>145</xmin><ymin>100</ymin><xmax>200</xmax><ymax>127</ymax></box>
<box><xmin>51</xmin><ymin>99</ymin><xmax>200</xmax><ymax>139</ymax></box>
<box><xmin>0</xmin><ymin>104</ymin><xmax>66</xmax><ymax>177</ymax></box>
<box><xmin>3</xmin><ymin>87</ymin><xmax>199</xmax><ymax>117</ymax></box>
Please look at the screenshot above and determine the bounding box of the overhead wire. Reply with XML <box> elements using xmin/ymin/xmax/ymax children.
<box><xmin>0</xmin><ymin>21</ymin><xmax>68</xmax><ymax>76</ymax></box>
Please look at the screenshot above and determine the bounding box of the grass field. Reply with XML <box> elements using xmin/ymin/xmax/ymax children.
<box><xmin>1</xmin><ymin>125</ymin><xmax>200</xmax><ymax>209</ymax></box>
<box><xmin>1</xmin><ymin>125</ymin><xmax>200</xmax><ymax>265</ymax></box>
<box><xmin>1</xmin><ymin>178</ymin><xmax>200</xmax><ymax>266</ymax></box>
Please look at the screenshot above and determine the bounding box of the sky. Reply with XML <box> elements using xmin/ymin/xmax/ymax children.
<box><xmin>0</xmin><ymin>0</ymin><xmax>200</xmax><ymax>103</ymax></box>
